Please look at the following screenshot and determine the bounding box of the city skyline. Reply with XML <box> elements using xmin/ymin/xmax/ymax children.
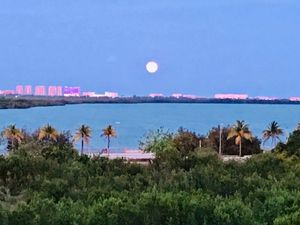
<box><xmin>1</xmin><ymin>84</ymin><xmax>300</xmax><ymax>101</ymax></box>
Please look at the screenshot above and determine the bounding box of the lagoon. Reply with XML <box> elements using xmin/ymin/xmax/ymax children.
<box><xmin>0</xmin><ymin>103</ymin><xmax>299</xmax><ymax>152</ymax></box>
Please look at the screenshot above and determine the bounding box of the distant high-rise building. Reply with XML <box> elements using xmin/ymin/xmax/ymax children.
<box><xmin>63</xmin><ymin>86</ymin><xmax>80</xmax><ymax>97</ymax></box>
<box><xmin>56</xmin><ymin>86</ymin><xmax>63</xmax><ymax>96</ymax></box>
<box><xmin>48</xmin><ymin>86</ymin><xmax>63</xmax><ymax>96</ymax></box>
<box><xmin>16</xmin><ymin>85</ymin><xmax>24</xmax><ymax>95</ymax></box>
<box><xmin>35</xmin><ymin>86</ymin><xmax>46</xmax><ymax>96</ymax></box>
<box><xmin>48</xmin><ymin>86</ymin><xmax>58</xmax><ymax>96</ymax></box>
<box><xmin>24</xmin><ymin>85</ymin><xmax>32</xmax><ymax>95</ymax></box>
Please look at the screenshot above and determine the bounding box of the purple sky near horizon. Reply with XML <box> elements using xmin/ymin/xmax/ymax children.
<box><xmin>0</xmin><ymin>0</ymin><xmax>300</xmax><ymax>97</ymax></box>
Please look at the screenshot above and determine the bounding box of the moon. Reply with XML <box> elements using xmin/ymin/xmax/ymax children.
<box><xmin>146</xmin><ymin>61</ymin><xmax>159</xmax><ymax>73</ymax></box>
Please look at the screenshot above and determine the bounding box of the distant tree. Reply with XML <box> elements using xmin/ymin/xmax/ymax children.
<box><xmin>227</xmin><ymin>120</ymin><xmax>252</xmax><ymax>157</ymax></box>
<box><xmin>40</xmin><ymin>131</ymin><xmax>78</xmax><ymax>162</ymax></box>
<box><xmin>38</xmin><ymin>124</ymin><xmax>59</xmax><ymax>142</ymax></box>
<box><xmin>101</xmin><ymin>125</ymin><xmax>117</xmax><ymax>150</ymax></box>
<box><xmin>283</xmin><ymin>130</ymin><xmax>300</xmax><ymax>156</ymax></box>
<box><xmin>2</xmin><ymin>125</ymin><xmax>24</xmax><ymax>151</ymax></box>
<box><xmin>262</xmin><ymin>121</ymin><xmax>284</xmax><ymax>149</ymax></box>
<box><xmin>207</xmin><ymin>126</ymin><xmax>229</xmax><ymax>154</ymax></box>
<box><xmin>139</xmin><ymin>127</ymin><xmax>174</xmax><ymax>154</ymax></box>
<box><xmin>74</xmin><ymin>125</ymin><xmax>92</xmax><ymax>155</ymax></box>
<box><xmin>173</xmin><ymin>127</ymin><xmax>200</xmax><ymax>155</ymax></box>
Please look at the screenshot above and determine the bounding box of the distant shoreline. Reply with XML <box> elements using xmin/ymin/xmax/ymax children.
<box><xmin>1</xmin><ymin>96</ymin><xmax>300</xmax><ymax>109</ymax></box>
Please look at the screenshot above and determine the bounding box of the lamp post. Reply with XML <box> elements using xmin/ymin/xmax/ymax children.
<box><xmin>219</xmin><ymin>124</ymin><xmax>223</xmax><ymax>155</ymax></box>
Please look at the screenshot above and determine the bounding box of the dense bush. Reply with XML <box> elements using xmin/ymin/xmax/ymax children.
<box><xmin>0</xmin><ymin>128</ymin><xmax>299</xmax><ymax>224</ymax></box>
<box><xmin>282</xmin><ymin>130</ymin><xmax>300</xmax><ymax>156</ymax></box>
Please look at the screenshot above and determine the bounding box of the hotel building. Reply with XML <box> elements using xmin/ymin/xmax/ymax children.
<box><xmin>56</xmin><ymin>86</ymin><xmax>63</xmax><ymax>96</ymax></box>
<box><xmin>24</xmin><ymin>85</ymin><xmax>32</xmax><ymax>95</ymax></box>
<box><xmin>48</xmin><ymin>86</ymin><xmax>63</xmax><ymax>96</ymax></box>
<box><xmin>63</xmin><ymin>86</ymin><xmax>81</xmax><ymax>97</ymax></box>
<box><xmin>15</xmin><ymin>85</ymin><xmax>24</xmax><ymax>95</ymax></box>
<box><xmin>35</xmin><ymin>86</ymin><xmax>46</xmax><ymax>96</ymax></box>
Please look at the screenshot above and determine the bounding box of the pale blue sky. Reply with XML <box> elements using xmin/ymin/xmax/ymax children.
<box><xmin>0</xmin><ymin>0</ymin><xmax>299</xmax><ymax>97</ymax></box>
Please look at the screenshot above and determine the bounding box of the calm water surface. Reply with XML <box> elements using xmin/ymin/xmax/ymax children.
<box><xmin>0</xmin><ymin>103</ymin><xmax>299</xmax><ymax>152</ymax></box>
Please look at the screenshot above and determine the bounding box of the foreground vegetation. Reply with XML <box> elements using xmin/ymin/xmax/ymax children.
<box><xmin>0</xmin><ymin>123</ymin><xmax>300</xmax><ymax>225</ymax></box>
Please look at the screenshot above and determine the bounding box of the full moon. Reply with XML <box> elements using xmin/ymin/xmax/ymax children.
<box><xmin>146</xmin><ymin>61</ymin><xmax>159</xmax><ymax>73</ymax></box>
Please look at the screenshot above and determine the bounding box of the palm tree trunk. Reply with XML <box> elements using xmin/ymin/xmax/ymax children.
<box><xmin>107</xmin><ymin>136</ymin><xmax>110</xmax><ymax>149</ymax></box>
<box><xmin>239</xmin><ymin>140</ymin><xmax>242</xmax><ymax>157</ymax></box>
<box><xmin>273</xmin><ymin>137</ymin><xmax>277</xmax><ymax>150</ymax></box>
<box><xmin>107</xmin><ymin>136</ymin><xmax>111</xmax><ymax>157</ymax></box>
<box><xmin>81</xmin><ymin>139</ymin><xmax>84</xmax><ymax>155</ymax></box>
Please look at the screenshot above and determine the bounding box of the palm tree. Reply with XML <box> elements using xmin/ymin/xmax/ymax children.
<box><xmin>2</xmin><ymin>125</ymin><xmax>24</xmax><ymax>151</ymax></box>
<box><xmin>227</xmin><ymin>120</ymin><xmax>252</xmax><ymax>157</ymax></box>
<box><xmin>74</xmin><ymin>125</ymin><xmax>92</xmax><ymax>155</ymax></box>
<box><xmin>38</xmin><ymin>124</ymin><xmax>59</xmax><ymax>142</ymax></box>
<box><xmin>101</xmin><ymin>125</ymin><xmax>117</xmax><ymax>151</ymax></box>
<box><xmin>262</xmin><ymin>121</ymin><xmax>283</xmax><ymax>149</ymax></box>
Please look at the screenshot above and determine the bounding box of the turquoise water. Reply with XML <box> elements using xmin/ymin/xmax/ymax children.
<box><xmin>0</xmin><ymin>103</ymin><xmax>299</xmax><ymax>152</ymax></box>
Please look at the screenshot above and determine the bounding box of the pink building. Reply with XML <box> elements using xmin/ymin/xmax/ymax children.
<box><xmin>0</xmin><ymin>90</ymin><xmax>15</xmax><ymax>95</ymax></box>
<box><xmin>149</xmin><ymin>93</ymin><xmax>164</xmax><ymax>98</ymax></box>
<box><xmin>48</xmin><ymin>86</ymin><xmax>63</xmax><ymax>96</ymax></box>
<box><xmin>24</xmin><ymin>85</ymin><xmax>32</xmax><ymax>95</ymax></box>
<box><xmin>16</xmin><ymin>85</ymin><xmax>24</xmax><ymax>95</ymax></box>
<box><xmin>289</xmin><ymin>97</ymin><xmax>300</xmax><ymax>101</ymax></box>
<box><xmin>48</xmin><ymin>86</ymin><xmax>58</xmax><ymax>96</ymax></box>
<box><xmin>63</xmin><ymin>86</ymin><xmax>81</xmax><ymax>97</ymax></box>
<box><xmin>214</xmin><ymin>94</ymin><xmax>249</xmax><ymax>100</ymax></box>
<box><xmin>172</xmin><ymin>93</ymin><xmax>183</xmax><ymax>98</ymax></box>
<box><xmin>104</xmin><ymin>92</ymin><xmax>119</xmax><ymax>98</ymax></box>
<box><xmin>56</xmin><ymin>86</ymin><xmax>63</xmax><ymax>96</ymax></box>
<box><xmin>35</xmin><ymin>86</ymin><xmax>46</xmax><ymax>96</ymax></box>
